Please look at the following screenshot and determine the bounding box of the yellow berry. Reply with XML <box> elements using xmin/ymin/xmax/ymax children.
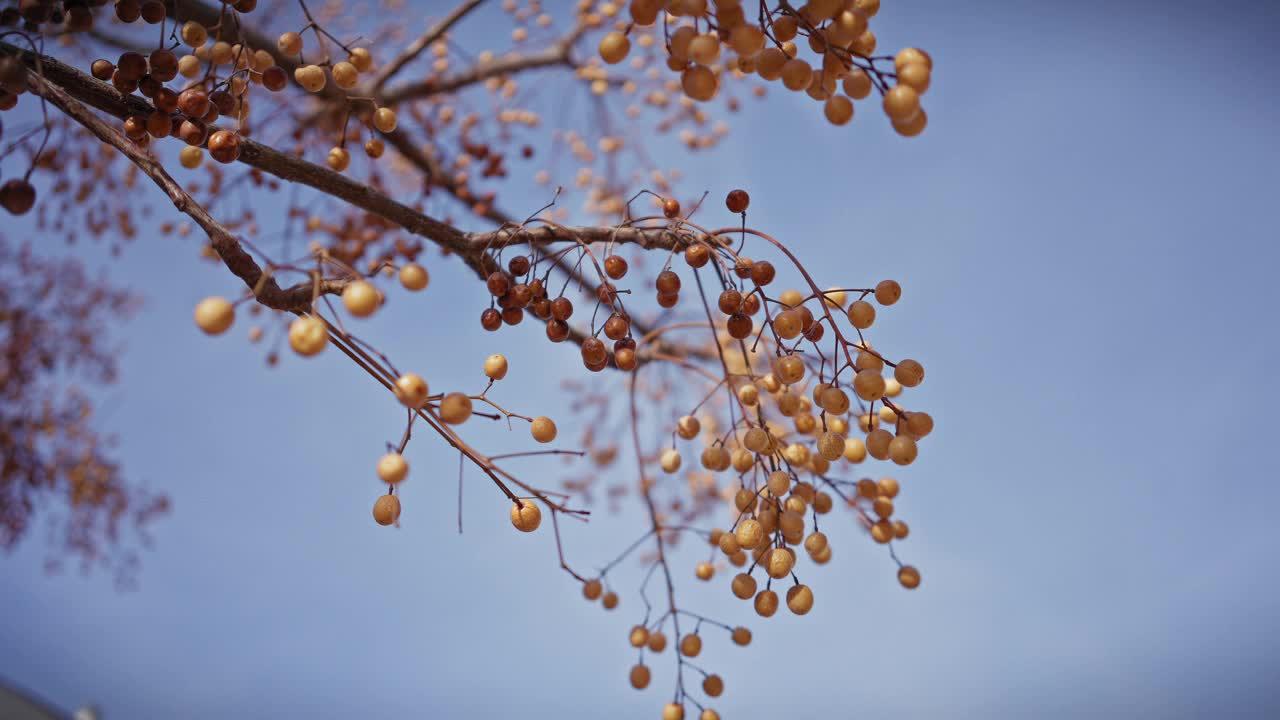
<box><xmin>844</xmin><ymin>437</ymin><xmax>867</xmax><ymax>463</ymax></box>
<box><xmin>376</xmin><ymin>452</ymin><xmax>408</xmax><ymax>484</ymax></box>
<box><xmin>853</xmin><ymin>369</ymin><xmax>886</xmax><ymax>401</ymax></box>
<box><xmin>277</xmin><ymin>32</ymin><xmax>303</xmax><ymax>56</ymax></box>
<box><xmin>894</xmin><ymin>47</ymin><xmax>932</xmax><ymax>72</ymax></box>
<box><xmin>865</xmin><ymin>428</ymin><xmax>893</xmax><ymax>459</ymax></box>
<box><xmin>702</xmin><ymin>446</ymin><xmax>731</xmax><ymax>472</ymax></box>
<box><xmin>484</xmin><ymin>354</ymin><xmax>508</xmax><ymax>380</ymax></box>
<box><xmin>893</xmin><ymin>108</ymin><xmax>928</xmax><ymax>137</ymax></box>
<box><xmin>731</xmin><ymin>626</ymin><xmax>751</xmax><ymax>645</ymax></box>
<box><xmin>875</xmin><ymin>279</ymin><xmax>902</xmax><ymax>305</ymax></box>
<box><xmin>731</xmin><ymin>572</ymin><xmax>757</xmax><ymax>599</ymax></box>
<box><xmin>602</xmin><ymin>591</ymin><xmax>619</xmax><ymax>609</ymax></box>
<box><xmin>895</xmin><ymin>359</ymin><xmax>925</xmax><ymax>387</ymax></box>
<box><xmin>905</xmin><ymin>411</ymin><xmax>934</xmax><ymax>438</ymax></box>
<box><xmin>181</xmin><ymin>21</ymin><xmax>207</xmax><ymax>47</ymax></box>
<box><xmin>663</xmin><ymin>704</ymin><xmax>685</xmax><ymax>720</ymax></box>
<box><xmin>735</xmin><ymin>518</ymin><xmax>764</xmax><ymax>549</ymax></box>
<box><xmin>629</xmin><ymin>625</ymin><xmax>650</xmax><ymax>647</ymax></box>
<box><xmin>870</xmin><ymin>520</ymin><xmax>895</xmax><ymax>544</ymax></box>
<box><xmin>530</xmin><ymin>416</ymin><xmax>557</xmax><ymax>443</ymax></box>
<box><xmin>288</xmin><ymin>316</ymin><xmax>328</xmax><ymax>356</ymax></box>
<box><xmin>754</xmin><ymin>589</ymin><xmax>778</xmax><ymax>617</ymax></box>
<box><xmin>780</xmin><ymin>58</ymin><xmax>811</xmax><ymax>91</ymax></box>
<box><xmin>660</xmin><ymin>448</ymin><xmax>682</xmax><ymax>473</ymax></box>
<box><xmin>878</xmin><ymin>477</ymin><xmax>900</xmax><ymax>498</ymax></box>
<box><xmin>855</xmin><ymin>0</ymin><xmax>881</xmax><ymax>18</ymax></box>
<box><xmin>766</xmin><ymin>470</ymin><xmax>791</xmax><ymax>497</ymax></box>
<box><xmin>327</xmin><ymin>146</ymin><xmax>351</xmax><ymax>172</ymax></box>
<box><xmin>695</xmin><ymin>562</ymin><xmax>714</xmax><ymax>580</ymax></box>
<box><xmin>842</xmin><ymin>69</ymin><xmax>872</xmax><ymax>99</ymax></box>
<box><xmin>331</xmin><ymin>61</ymin><xmax>359</xmax><ymax>89</ymax></box>
<box><xmin>583</xmin><ymin>579</ymin><xmax>603</xmax><ymax>600</ymax></box>
<box><xmin>681</xmin><ymin>64</ymin><xmax>718</xmax><ymax>101</ymax></box>
<box><xmin>342</xmin><ymin>280</ymin><xmax>378</xmax><ymax>316</ymax></box>
<box><xmin>599</xmin><ymin>31</ymin><xmax>631</xmax><ymax>64</ymax></box>
<box><xmin>373</xmin><ymin>107</ymin><xmax>397</xmax><ymax>133</ymax></box>
<box><xmin>294</xmin><ymin>64</ymin><xmax>325</xmax><ymax>92</ymax></box>
<box><xmin>765</xmin><ymin>547</ymin><xmax>795</xmax><ymax>578</ymax></box>
<box><xmin>883</xmin><ymin>85</ymin><xmax>920</xmax><ymax>121</ymax></box>
<box><xmin>688</xmin><ymin>34</ymin><xmax>720</xmax><ymax>64</ymax></box>
<box><xmin>399</xmin><ymin>263</ymin><xmax>429</xmax><ymax>291</ymax></box>
<box><xmin>889</xmin><ymin>435</ymin><xmax>918</xmax><ymax>465</ymax></box>
<box><xmin>440</xmin><ymin>392</ymin><xmax>473</xmax><ymax>424</ymax></box>
<box><xmin>786</xmin><ymin>584</ymin><xmax>814</xmax><ymax>614</ymax></box>
<box><xmin>676</xmin><ymin>415</ymin><xmax>701</xmax><ymax>439</ymax></box>
<box><xmin>348</xmin><ymin>47</ymin><xmax>373</xmax><ymax>72</ymax></box>
<box><xmin>873</xmin><ymin>496</ymin><xmax>895</xmax><ymax>519</ymax></box>
<box><xmin>194</xmin><ymin>296</ymin><xmax>235</xmax><ymax>335</ymax></box>
<box><xmin>179</xmin><ymin>145</ymin><xmax>204</xmax><ymax>169</ymax></box>
<box><xmin>847</xmin><ymin>300</ymin><xmax>876</xmax><ymax>329</ymax></box>
<box><xmin>824</xmin><ymin>95</ymin><xmax>854</xmax><ymax>125</ymax></box>
<box><xmin>394</xmin><ymin>373</ymin><xmax>429</xmax><ymax>409</ymax></box>
<box><xmin>510</xmin><ymin>499</ymin><xmax>542</xmax><ymax>532</ymax></box>
<box><xmin>898</xmin><ymin>62</ymin><xmax>931</xmax><ymax>94</ymax></box>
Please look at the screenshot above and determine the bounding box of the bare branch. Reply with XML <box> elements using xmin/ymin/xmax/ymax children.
<box><xmin>24</xmin><ymin>68</ymin><xmax>344</xmax><ymax>312</ymax></box>
<box><xmin>379</xmin><ymin>24</ymin><xmax>587</xmax><ymax>105</ymax></box>
<box><xmin>371</xmin><ymin>0</ymin><xmax>486</xmax><ymax>91</ymax></box>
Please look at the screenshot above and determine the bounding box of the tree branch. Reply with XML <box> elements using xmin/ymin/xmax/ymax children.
<box><xmin>379</xmin><ymin>24</ymin><xmax>586</xmax><ymax>105</ymax></box>
<box><xmin>2</xmin><ymin>41</ymin><xmax>717</xmax><ymax>363</ymax></box>
<box><xmin>24</xmin><ymin>68</ymin><xmax>343</xmax><ymax>312</ymax></box>
<box><xmin>371</xmin><ymin>0</ymin><xmax>486</xmax><ymax>92</ymax></box>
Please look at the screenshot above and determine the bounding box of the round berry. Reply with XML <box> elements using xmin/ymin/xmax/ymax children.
<box><xmin>191</xmin><ymin>296</ymin><xmax>237</xmax><ymax>336</ymax></box>
<box><xmin>531</xmin><ymin>416</ymin><xmax>557</xmax><ymax>443</ymax></box>
<box><xmin>288</xmin><ymin>316</ymin><xmax>328</xmax><ymax>356</ymax></box>
<box><xmin>394</xmin><ymin>373</ymin><xmax>429</xmax><ymax>409</ymax></box>
<box><xmin>399</xmin><ymin>263</ymin><xmax>429</xmax><ymax>291</ymax></box>
<box><xmin>510</xmin><ymin>499</ymin><xmax>542</xmax><ymax>532</ymax></box>
<box><xmin>898</xmin><ymin>565</ymin><xmax>921</xmax><ymax>589</ymax></box>
<box><xmin>377</xmin><ymin>453</ymin><xmax>408</xmax><ymax>484</ymax></box>
<box><xmin>372</xmin><ymin>494</ymin><xmax>400</xmax><ymax>526</ymax></box>
<box><xmin>342</xmin><ymin>280</ymin><xmax>379</xmax><ymax>316</ymax></box>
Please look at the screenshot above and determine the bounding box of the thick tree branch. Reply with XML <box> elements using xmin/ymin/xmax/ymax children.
<box><xmin>165</xmin><ymin>2</ymin><xmax>633</xmax><ymax>325</ymax></box>
<box><xmin>2</xmin><ymin>41</ymin><xmax>717</xmax><ymax>363</ymax></box>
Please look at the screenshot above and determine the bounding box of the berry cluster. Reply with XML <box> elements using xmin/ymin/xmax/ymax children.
<box><xmin>597</xmin><ymin>0</ymin><xmax>934</xmax><ymax>133</ymax></box>
<box><xmin>0</xmin><ymin>2</ymin><xmax>939</xmax><ymax>715</ymax></box>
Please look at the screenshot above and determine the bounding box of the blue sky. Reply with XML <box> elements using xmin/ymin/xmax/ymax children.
<box><xmin>3</xmin><ymin>1</ymin><xmax>1280</xmax><ymax>718</ymax></box>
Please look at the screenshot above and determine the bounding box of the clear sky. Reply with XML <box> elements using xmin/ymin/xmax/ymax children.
<box><xmin>3</xmin><ymin>1</ymin><xmax>1280</xmax><ymax>718</ymax></box>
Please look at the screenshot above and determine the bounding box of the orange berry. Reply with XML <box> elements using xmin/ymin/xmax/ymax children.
<box><xmin>372</xmin><ymin>494</ymin><xmax>400</xmax><ymax>525</ymax></box>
